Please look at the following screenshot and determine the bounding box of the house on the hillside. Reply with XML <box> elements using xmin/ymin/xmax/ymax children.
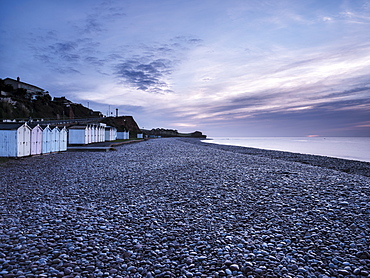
<box><xmin>29</xmin><ymin>124</ymin><xmax>43</xmax><ymax>155</ymax></box>
<box><xmin>0</xmin><ymin>122</ymin><xmax>32</xmax><ymax>157</ymax></box>
<box><xmin>42</xmin><ymin>125</ymin><xmax>53</xmax><ymax>154</ymax></box>
<box><xmin>4</xmin><ymin>77</ymin><xmax>46</xmax><ymax>97</ymax></box>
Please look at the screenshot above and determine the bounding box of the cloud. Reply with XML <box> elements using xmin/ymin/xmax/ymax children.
<box><xmin>115</xmin><ymin>58</ymin><xmax>173</xmax><ymax>92</ymax></box>
<box><xmin>83</xmin><ymin>16</ymin><xmax>104</xmax><ymax>34</ymax></box>
<box><xmin>322</xmin><ymin>17</ymin><xmax>333</xmax><ymax>22</ymax></box>
<box><xmin>114</xmin><ymin>37</ymin><xmax>202</xmax><ymax>93</ymax></box>
<box><xmin>73</xmin><ymin>1</ymin><xmax>126</xmax><ymax>34</ymax></box>
<box><xmin>196</xmin><ymin>83</ymin><xmax>370</xmax><ymax>122</ymax></box>
<box><xmin>55</xmin><ymin>67</ymin><xmax>81</xmax><ymax>75</ymax></box>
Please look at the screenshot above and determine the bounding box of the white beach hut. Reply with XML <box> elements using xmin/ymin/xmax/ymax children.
<box><xmin>30</xmin><ymin>124</ymin><xmax>43</xmax><ymax>155</ymax></box>
<box><xmin>99</xmin><ymin>123</ymin><xmax>106</xmax><ymax>142</ymax></box>
<box><xmin>68</xmin><ymin>125</ymin><xmax>89</xmax><ymax>145</ymax></box>
<box><xmin>117</xmin><ymin>131</ymin><xmax>124</xmax><ymax>139</ymax></box>
<box><xmin>117</xmin><ymin>130</ymin><xmax>130</xmax><ymax>140</ymax></box>
<box><xmin>87</xmin><ymin>125</ymin><xmax>92</xmax><ymax>144</ymax></box>
<box><xmin>50</xmin><ymin>126</ymin><xmax>60</xmax><ymax>152</ymax></box>
<box><xmin>112</xmin><ymin>127</ymin><xmax>117</xmax><ymax>140</ymax></box>
<box><xmin>105</xmin><ymin>127</ymin><xmax>110</xmax><ymax>141</ymax></box>
<box><xmin>59</xmin><ymin>126</ymin><xmax>68</xmax><ymax>151</ymax></box>
<box><xmin>95</xmin><ymin>124</ymin><xmax>101</xmax><ymax>142</ymax></box>
<box><xmin>89</xmin><ymin>125</ymin><xmax>95</xmax><ymax>143</ymax></box>
<box><xmin>42</xmin><ymin>125</ymin><xmax>52</xmax><ymax>154</ymax></box>
<box><xmin>92</xmin><ymin>125</ymin><xmax>99</xmax><ymax>143</ymax></box>
<box><xmin>93</xmin><ymin>125</ymin><xmax>98</xmax><ymax>142</ymax></box>
<box><xmin>99</xmin><ymin>125</ymin><xmax>104</xmax><ymax>142</ymax></box>
<box><xmin>0</xmin><ymin>122</ymin><xmax>32</xmax><ymax>157</ymax></box>
<box><xmin>105</xmin><ymin>126</ymin><xmax>117</xmax><ymax>141</ymax></box>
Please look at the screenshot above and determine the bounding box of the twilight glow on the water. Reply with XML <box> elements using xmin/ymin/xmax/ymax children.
<box><xmin>208</xmin><ymin>137</ymin><xmax>370</xmax><ymax>162</ymax></box>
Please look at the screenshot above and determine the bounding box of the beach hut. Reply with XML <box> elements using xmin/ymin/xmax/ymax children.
<box><xmin>87</xmin><ymin>125</ymin><xmax>92</xmax><ymax>144</ymax></box>
<box><xmin>95</xmin><ymin>125</ymin><xmax>100</xmax><ymax>142</ymax></box>
<box><xmin>112</xmin><ymin>127</ymin><xmax>117</xmax><ymax>140</ymax></box>
<box><xmin>96</xmin><ymin>124</ymin><xmax>101</xmax><ymax>142</ymax></box>
<box><xmin>68</xmin><ymin>125</ymin><xmax>89</xmax><ymax>145</ymax></box>
<box><xmin>90</xmin><ymin>125</ymin><xmax>96</xmax><ymax>143</ymax></box>
<box><xmin>96</xmin><ymin>124</ymin><xmax>103</xmax><ymax>142</ymax></box>
<box><xmin>50</xmin><ymin>126</ymin><xmax>60</xmax><ymax>152</ymax></box>
<box><xmin>105</xmin><ymin>126</ymin><xmax>117</xmax><ymax>141</ymax></box>
<box><xmin>99</xmin><ymin>124</ymin><xmax>105</xmax><ymax>142</ymax></box>
<box><xmin>29</xmin><ymin>124</ymin><xmax>43</xmax><ymax>155</ymax></box>
<box><xmin>59</xmin><ymin>126</ymin><xmax>68</xmax><ymax>151</ymax></box>
<box><xmin>117</xmin><ymin>131</ymin><xmax>129</xmax><ymax>140</ymax></box>
<box><xmin>42</xmin><ymin>125</ymin><xmax>52</xmax><ymax>154</ymax></box>
<box><xmin>0</xmin><ymin>122</ymin><xmax>32</xmax><ymax>157</ymax></box>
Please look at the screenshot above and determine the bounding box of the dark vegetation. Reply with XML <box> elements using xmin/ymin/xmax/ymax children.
<box><xmin>0</xmin><ymin>79</ymin><xmax>100</xmax><ymax>120</ymax></box>
<box><xmin>142</xmin><ymin>128</ymin><xmax>207</xmax><ymax>138</ymax></box>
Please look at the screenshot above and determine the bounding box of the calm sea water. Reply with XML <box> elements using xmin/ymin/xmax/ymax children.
<box><xmin>206</xmin><ymin>137</ymin><xmax>370</xmax><ymax>162</ymax></box>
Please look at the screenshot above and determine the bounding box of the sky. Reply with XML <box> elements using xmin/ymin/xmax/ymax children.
<box><xmin>1</xmin><ymin>0</ymin><xmax>370</xmax><ymax>137</ymax></box>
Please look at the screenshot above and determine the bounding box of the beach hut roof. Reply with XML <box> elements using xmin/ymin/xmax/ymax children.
<box><xmin>40</xmin><ymin>124</ymin><xmax>52</xmax><ymax>130</ymax></box>
<box><xmin>27</xmin><ymin>123</ymin><xmax>43</xmax><ymax>129</ymax></box>
<box><xmin>69</xmin><ymin>125</ymin><xmax>88</xmax><ymax>129</ymax></box>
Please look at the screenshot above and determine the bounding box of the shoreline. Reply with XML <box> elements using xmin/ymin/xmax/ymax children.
<box><xmin>1</xmin><ymin>138</ymin><xmax>369</xmax><ymax>277</ymax></box>
<box><xmin>179</xmin><ymin>138</ymin><xmax>370</xmax><ymax>177</ymax></box>
<box><xmin>203</xmin><ymin>136</ymin><xmax>370</xmax><ymax>163</ymax></box>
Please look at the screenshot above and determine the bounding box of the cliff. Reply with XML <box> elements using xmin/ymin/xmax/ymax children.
<box><xmin>100</xmin><ymin>116</ymin><xmax>141</xmax><ymax>135</ymax></box>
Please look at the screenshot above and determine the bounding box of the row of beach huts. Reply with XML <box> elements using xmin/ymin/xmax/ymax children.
<box><xmin>0</xmin><ymin>122</ymin><xmax>132</xmax><ymax>157</ymax></box>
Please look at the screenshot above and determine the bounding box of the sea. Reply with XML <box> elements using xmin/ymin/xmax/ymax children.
<box><xmin>206</xmin><ymin>137</ymin><xmax>370</xmax><ymax>163</ymax></box>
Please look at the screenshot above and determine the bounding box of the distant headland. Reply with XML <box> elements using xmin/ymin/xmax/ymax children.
<box><xmin>141</xmin><ymin>128</ymin><xmax>207</xmax><ymax>139</ymax></box>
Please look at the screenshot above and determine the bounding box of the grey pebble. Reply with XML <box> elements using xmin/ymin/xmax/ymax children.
<box><xmin>0</xmin><ymin>138</ymin><xmax>369</xmax><ymax>277</ymax></box>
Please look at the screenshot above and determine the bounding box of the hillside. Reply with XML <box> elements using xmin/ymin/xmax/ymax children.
<box><xmin>0</xmin><ymin>79</ymin><xmax>101</xmax><ymax>120</ymax></box>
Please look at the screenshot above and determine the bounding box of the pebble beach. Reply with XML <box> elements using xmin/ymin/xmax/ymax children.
<box><xmin>1</xmin><ymin>138</ymin><xmax>369</xmax><ymax>278</ymax></box>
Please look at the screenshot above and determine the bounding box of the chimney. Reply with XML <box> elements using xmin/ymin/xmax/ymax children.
<box><xmin>16</xmin><ymin>77</ymin><xmax>21</xmax><ymax>89</ymax></box>
<box><xmin>116</xmin><ymin>108</ymin><xmax>118</xmax><ymax>117</ymax></box>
